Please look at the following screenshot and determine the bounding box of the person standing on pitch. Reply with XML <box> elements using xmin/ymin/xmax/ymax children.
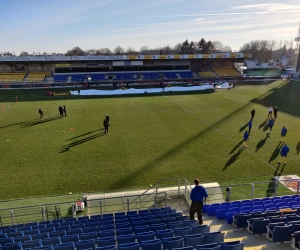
<box><xmin>39</xmin><ymin>108</ymin><xmax>43</xmax><ymax>118</ymax></box>
<box><xmin>103</xmin><ymin>119</ymin><xmax>109</xmax><ymax>134</ymax></box>
<box><xmin>268</xmin><ymin>106</ymin><xmax>273</xmax><ymax>119</ymax></box>
<box><xmin>278</xmin><ymin>143</ymin><xmax>289</xmax><ymax>164</ymax></box>
<box><xmin>63</xmin><ymin>105</ymin><xmax>67</xmax><ymax>117</ymax></box>
<box><xmin>190</xmin><ymin>179</ymin><xmax>208</xmax><ymax>225</ymax></box>
<box><xmin>280</xmin><ymin>126</ymin><xmax>287</xmax><ymax>142</ymax></box>
<box><xmin>243</xmin><ymin>130</ymin><xmax>249</xmax><ymax>148</ymax></box>
<box><xmin>251</xmin><ymin>109</ymin><xmax>255</xmax><ymax>120</ymax></box>
<box><xmin>106</xmin><ymin>114</ymin><xmax>110</xmax><ymax>124</ymax></box>
<box><xmin>248</xmin><ymin>119</ymin><xmax>253</xmax><ymax>134</ymax></box>
<box><xmin>267</xmin><ymin>118</ymin><xmax>275</xmax><ymax>135</ymax></box>
<box><xmin>59</xmin><ymin>105</ymin><xmax>64</xmax><ymax>118</ymax></box>
<box><xmin>273</xmin><ymin>106</ymin><xmax>279</xmax><ymax>119</ymax></box>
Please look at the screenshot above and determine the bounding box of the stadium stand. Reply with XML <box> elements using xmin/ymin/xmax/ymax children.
<box><xmin>0</xmin><ymin>72</ymin><xmax>26</xmax><ymax>83</ymax></box>
<box><xmin>2</xmin><ymin>195</ymin><xmax>300</xmax><ymax>249</ymax></box>
<box><xmin>246</xmin><ymin>70</ymin><xmax>281</xmax><ymax>77</ymax></box>
<box><xmin>53</xmin><ymin>75</ymin><xmax>68</xmax><ymax>83</ymax></box>
<box><xmin>198</xmin><ymin>71</ymin><xmax>215</xmax><ymax>78</ymax></box>
<box><xmin>213</xmin><ymin>68</ymin><xmax>241</xmax><ymax>77</ymax></box>
<box><xmin>26</xmin><ymin>72</ymin><xmax>52</xmax><ymax>83</ymax></box>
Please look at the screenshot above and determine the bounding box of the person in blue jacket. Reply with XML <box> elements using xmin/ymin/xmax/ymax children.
<box><xmin>190</xmin><ymin>179</ymin><xmax>208</xmax><ymax>225</ymax></box>
<box><xmin>243</xmin><ymin>130</ymin><xmax>249</xmax><ymax>148</ymax></box>
<box><xmin>267</xmin><ymin>118</ymin><xmax>275</xmax><ymax>135</ymax></box>
<box><xmin>278</xmin><ymin>143</ymin><xmax>290</xmax><ymax>163</ymax></box>
<box><xmin>279</xmin><ymin>126</ymin><xmax>287</xmax><ymax>142</ymax></box>
<box><xmin>248</xmin><ymin>119</ymin><xmax>253</xmax><ymax>134</ymax></box>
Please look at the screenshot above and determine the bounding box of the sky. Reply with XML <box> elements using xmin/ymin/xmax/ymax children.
<box><xmin>1</xmin><ymin>0</ymin><xmax>300</xmax><ymax>55</ymax></box>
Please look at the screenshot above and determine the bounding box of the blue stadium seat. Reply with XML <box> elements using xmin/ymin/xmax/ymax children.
<box><xmin>53</xmin><ymin>242</ymin><xmax>75</xmax><ymax>250</ymax></box>
<box><xmin>34</xmin><ymin>246</ymin><xmax>53</xmax><ymax>250</ymax></box>
<box><xmin>118</xmin><ymin>242</ymin><xmax>140</xmax><ymax>250</ymax></box>
<box><xmin>115</xmin><ymin>212</ymin><xmax>126</xmax><ymax>217</ymax></box>
<box><xmin>174</xmin><ymin>227</ymin><xmax>193</xmax><ymax>237</ymax></box>
<box><xmin>221</xmin><ymin>242</ymin><xmax>245</xmax><ymax>250</ymax></box>
<box><xmin>155</xmin><ymin>229</ymin><xmax>174</xmax><ymax>240</ymax></box>
<box><xmin>75</xmin><ymin>239</ymin><xmax>95</xmax><ymax>250</ymax></box>
<box><xmin>216</xmin><ymin>209</ymin><xmax>228</xmax><ymax>220</ymax></box>
<box><xmin>66</xmin><ymin>228</ymin><xmax>82</xmax><ymax>235</ymax></box>
<box><xmin>131</xmin><ymin>220</ymin><xmax>146</xmax><ymax>227</ymax></box>
<box><xmin>233</xmin><ymin>214</ymin><xmax>252</xmax><ymax>229</ymax></box>
<box><xmin>16</xmin><ymin>226</ymin><xmax>32</xmax><ymax>232</ymax></box>
<box><xmin>7</xmin><ymin>232</ymin><xmax>23</xmax><ymax>237</ymax></box>
<box><xmin>268</xmin><ymin>224</ymin><xmax>292</xmax><ymax>243</ymax></box>
<box><xmin>83</xmin><ymin>226</ymin><xmax>99</xmax><ymax>234</ymax></box>
<box><xmin>183</xmin><ymin>220</ymin><xmax>198</xmax><ymax>228</ymax></box>
<box><xmin>99</xmin><ymin>225</ymin><xmax>114</xmax><ymax>231</ymax></box>
<box><xmin>147</xmin><ymin>219</ymin><xmax>161</xmax><ymax>225</ymax></box>
<box><xmin>31</xmin><ymin>232</ymin><xmax>49</xmax><ymax>240</ymax></box>
<box><xmin>96</xmin><ymin>246</ymin><xmax>116</xmax><ymax>250</ymax></box>
<box><xmin>70</xmin><ymin>223</ymin><xmax>85</xmax><ymax>230</ymax></box>
<box><xmin>116</xmin><ymin>227</ymin><xmax>133</xmax><ymax>236</ymax></box>
<box><xmin>98</xmin><ymin>229</ymin><xmax>115</xmax><ymax>238</ymax></box>
<box><xmin>140</xmin><ymin>239</ymin><xmax>161</xmax><ymax>250</ymax></box>
<box><xmin>39</xmin><ymin>221</ymin><xmax>52</xmax><ymax>225</ymax></box>
<box><xmin>117</xmin><ymin>234</ymin><xmax>136</xmax><ymax>245</ymax></box>
<box><xmin>133</xmin><ymin>225</ymin><xmax>150</xmax><ymax>234</ymax></box>
<box><xmin>173</xmin><ymin>247</ymin><xmax>193</xmax><ymax>250</ymax></box>
<box><xmin>49</xmin><ymin>231</ymin><xmax>65</xmax><ymax>238</ymax></box>
<box><xmin>204</xmin><ymin>232</ymin><xmax>225</xmax><ymax>244</ymax></box>
<box><xmin>196</xmin><ymin>243</ymin><xmax>220</xmax><ymax>250</ymax></box>
<box><xmin>193</xmin><ymin>225</ymin><xmax>210</xmax><ymax>234</ymax></box>
<box><xmin>136</xmin><ymin>231</ymin><xmax>155</xmax><ymax>243</ymax></box>
<box><xmin>96</xmin><ymin>236</ymin><xmax>116</xmax><ymax>247</ymax></box>
<box><xmin>21</xmin><ymin>239</ymin><xmax>42</xmax><ymax>249</ymax></box>
<box><xmin>168</xmin><ymin>222</ymin><xmax>183</xmax><ymax>230</ymax></box>
<box><xmin>80</xmin><ymin>232</ymin><xmax>98</xmax><ymax>241</ymax></box>
<box><xmin>184</xmin><ymin>234</ymin><xmax>205</xmax><ymax>248</ymax></box>
<box><xmin>13</xmin><ymin>235</ymin><xmax>31</xmax><ymax>243</ymax></box>
<box><xmin>0</xmin><ymin>238</ymin><xmax>13</xmax><ymax>245</ymax></box>
<box><xmin>60</xmin><ymin>234</ymin><xmax>79</xmax><ymax>243</ymax></box>
<box><xmin>116</xmin><ymin>223</ymin><xmax>131</xmax><ymax>229</ymax></box>
<box><xmin>162</xmin><ymin>236</ymin><xmax>183</xmax><ymax>250</ymax></box>
<box><xmin>42</xmin><ymin>237</ymin><xmax>61</xmax><ymax>246</ymax></box>
<box><xmin>0</xmin><ymin>242</ymin><xmax>21</xmax><ymax>250</ymax></box>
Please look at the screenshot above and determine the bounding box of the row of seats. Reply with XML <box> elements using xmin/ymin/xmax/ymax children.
<box><xmin>26</xmin><ymin>72</ymin><xmax>52</xmax><ymax>83</ymax></box>
<box><xmin>204</xmin><ymin>195</ymin><xmax>300</xmax><ymax>219</ymax></box>
<box><xmin>0</xmin><ymin>73</ymin><xmax>26</xmax><ymax>83</ymax></box>
<box><xmin>213</xmin><ymin>68</ymin><xmax>241</xmax><ymax>77</ymax></box>
<box><xmin>0</xmin><ymin>232</ymin><xmax>245</xmax><ymax>250</ymax></box>
<box><xmin>198</xmin><ymin>71</ymin><xmax>215</xmax><ymax>78</ymax></box>
<box><xmin>246</xmin><ymin>70</ymin><xmax>281</xmax><ymax>77</ymax></box>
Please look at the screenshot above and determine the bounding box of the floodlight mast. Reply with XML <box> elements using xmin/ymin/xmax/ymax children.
<box><xmin>295</xmin><ymin>22</ymin><xmax>300</xmax><ymax>72</ymax></box>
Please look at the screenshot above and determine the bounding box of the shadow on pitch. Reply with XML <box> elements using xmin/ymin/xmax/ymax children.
<box><xmin>239</xmin><ymin>123</ymin><xmax>248</xmax><ymax>132</ymax></box>
<box><xmin>21</xmin><ymin>116</ymin><xmax>61</xmax><ymax>128</ymax></box>
<box><xmin>268</xmin><ymin>142</ymin><xmax>283</xmax><ymax>163</ymax></box>
<box><xmin>66</xmin><ymin>129</ymin><xmax>104</xmax><ymax>141</ymax></box>
<box><xmin>104</xmin><ymin>81</ymin><xmax>289</xmax><ymax>190</ymax></box>
<box><xmin>258</xmin><ymin>119</ymin><xmax>268</xmax><ymax>131</ymax></box>
<box><xmin>223</xmin><ymin>147</ymin><xmax>245</xmax><ymax>171</ymax></box>
<box><xmin>59</xmin><ymin>132</ymin><xmax>105</xmax><ymax>153</ymax></box>
<box><xmin>229</xmin><ymin>140</ymin><xmax>244</xmax><ymax>154</ymax></box>
<box><xmin>266</xmin><ymin>163</ymin><xmax>286</xmax><ymax>197</ymax></box>
<box><xmin>297</xmin><ymin>142</ymin><xmax>300</xmax><ymax>154</ymax></box>
<box><xmin>255</xmin><ymin>135</ymin><xmax>269</xmax><ymax>152</ymax></box>
<box><xmin>0</xmin><ymin>119</ymin><xmax>40</xmax><ymax>129</ymax></box>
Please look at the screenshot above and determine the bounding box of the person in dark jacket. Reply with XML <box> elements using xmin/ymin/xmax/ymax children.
<box><xmin>280</xmin><ymin>126</ymin><xmax>287</xmax><ymax>142</ymax></box>
<box><xmin>103</xmin><ymin>119</ymin><xmax>109</xmax><ymax>134</ymax></box>
<box><xmin>106</xmin><ymin>114</ymin><xmax>110</xmax><ymax>124</ymax></box>
<box><xmin>248</xmin><ymin>119</ymin><xmax>253</xmax><ymax>134</ymax></box>
<box><xmin>190</xmin><ymin>179</ymin><xmax>208</xmax><ymax>225</ymax></box>
<box><xmin>63</xmin><ymin>105</ymin><xmax>67</xmax><ymax>116</ymax></box>
<box><xmin>278</xmin><ymin>143</ymin><xmax>289</xmax><ymax>163</ymax></box>
<box><xmin>251</xmin><ymin>109</ymin><xmax>255</xmax><ymax>120</ymax></box>
<box><xmin>39</xmin><ymin>109</ymin><xmax>43</xmax><ymax>118</ymax></box>
<box><xmin>59</xmin><ymin>105</ymin><xmax>64</xmax><ymax>118</ymax></box>
<box><xmin>273</xmin><ymin>106</ymin><xmax>279</xmax><ymax>119</ymax></box>
<box><xmin>267</xmin><ymin>118</ymin><xmax>275</xmax><ymax>135</ymax></box>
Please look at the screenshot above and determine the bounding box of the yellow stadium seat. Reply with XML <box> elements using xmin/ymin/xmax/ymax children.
<box><xmin>213</xmin><ymin>67</ymin><xmax>241</xmax><ymax>77</ymax></box>
<box><xmin>0</xmin><ymin>72</ymin><xmax>26</xmax><ymax>84</ymax></box>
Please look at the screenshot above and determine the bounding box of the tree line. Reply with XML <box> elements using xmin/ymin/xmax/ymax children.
<box><xmin>1</xmin><ymin>39</ymin><xmax>296</xmax><ymax>62</ymax></box>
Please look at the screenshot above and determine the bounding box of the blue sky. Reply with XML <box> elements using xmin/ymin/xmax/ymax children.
<box><xmin>1</xmin><ymin>0</ymin><xmax>300</xmax><ymax>54</ymax></box>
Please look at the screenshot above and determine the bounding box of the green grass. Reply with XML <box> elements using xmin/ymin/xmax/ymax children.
<box><xmin>1</xmin><ymin>80</ymin><xmax>300</xmax><ymax>203</ymax></box>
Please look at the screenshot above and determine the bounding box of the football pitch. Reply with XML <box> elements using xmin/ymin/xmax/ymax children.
<box><xmin>1</xmin><ymin>80</ymin><xmax>300</xmax><ymax>201</ymax></box>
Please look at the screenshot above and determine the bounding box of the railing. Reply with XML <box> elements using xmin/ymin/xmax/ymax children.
<box><xmin>0</xmin><ymin>177</ymin><xmax>300</xmax><ymax>226</ymax></box>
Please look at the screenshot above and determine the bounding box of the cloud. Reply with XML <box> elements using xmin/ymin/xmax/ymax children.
<box><xmin>230</xmin><ymin>3</ymin><xmax>300</xmax><ymax>12</ymax></box>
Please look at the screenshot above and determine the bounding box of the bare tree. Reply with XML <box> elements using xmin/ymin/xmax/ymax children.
<box><xmin>139</xmin><ymin>45</ymin><xmax>149</xmax><ymax>52</ymax></box>
<box><xmin>125</xmin><ymin>47</ymin><xmax>138</xmax><ymax>55</ymax></box>
<box><xmin>113</xmin><ymin>46</ymin><xmax>125</xmax><ymax>55</ymax></box>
